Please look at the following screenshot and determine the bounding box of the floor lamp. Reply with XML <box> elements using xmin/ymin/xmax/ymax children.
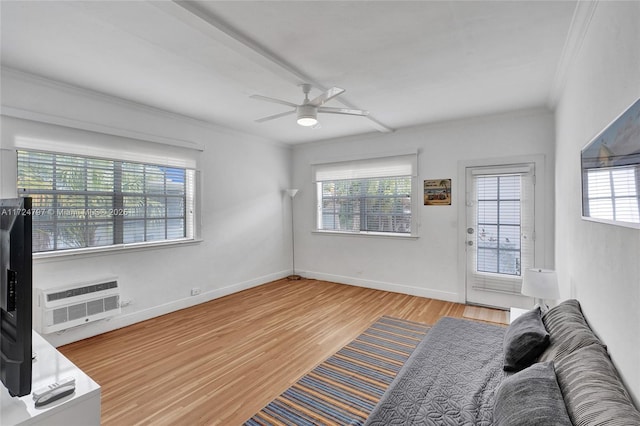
<box><xmin>286</xmin><ymin>189</ymin><xmax>302</xmax><ymax>280</ymax></box>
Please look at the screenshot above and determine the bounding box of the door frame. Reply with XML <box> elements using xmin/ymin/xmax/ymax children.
<box><xmin>456</xmin><ymin>154</ymin><xmax>549</xmax><ymax>309</ymax></box>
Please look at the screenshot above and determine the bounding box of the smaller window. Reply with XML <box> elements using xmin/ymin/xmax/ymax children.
<box><xmin>313</xmin><ymin>154</ymin><xmax>417</xmax><ymax>236</ymax></box>
<box><xmin>318</xmin><ymin>176</ymin><xmax>412</xmax><ymax>234</ymax></box>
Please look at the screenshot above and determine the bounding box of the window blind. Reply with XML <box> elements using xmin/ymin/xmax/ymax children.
<box><xmin>5</xmin><ymin>115</ymin><xmax>201</xmax><ymax>170</ymax></box>
<box><xmin>314</xmin><ymin>153</ymin><xmax>416</xmax><ymax>235</ymax></box>
<box><xmin>17</xmin><ymin>150</ymin><xmax>196</xmax><ymax>253</ymax></box>
<box><xmin>312</xmin><ymin>153</ymin><xmax>417</xmax><ymax>182</ymax></box>
<box><xmin>318</xmin><ymin>176</ymin><xmax>412</xmax><ymax>234</ymax></box>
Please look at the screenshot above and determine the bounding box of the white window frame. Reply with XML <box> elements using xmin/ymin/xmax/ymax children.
<box><xmin>17</xmin><ymin>149</ymin><xmax>198</xmax><ymax>255</ymax></box>
<box><xmin>312</xmin><ymin>153</ymin><xmax>419</xmax><ymax>238</ymax></box>
<box><xmin>1</xmin><ymin>117</ymin><xmax>203</xmax><ymax>258</ymax></box>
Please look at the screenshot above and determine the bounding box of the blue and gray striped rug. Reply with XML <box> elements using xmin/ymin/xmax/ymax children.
<box><xmin>245</xmin><ymin>316</ymin><xmax>431</xmax><ymax>426</ymax></box>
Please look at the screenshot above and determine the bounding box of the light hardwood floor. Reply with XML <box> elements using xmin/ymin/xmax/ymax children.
<box><xmin>59</xmin><ymin>279</ymin><xmax>490</xmax><ymax>425</ymax></box>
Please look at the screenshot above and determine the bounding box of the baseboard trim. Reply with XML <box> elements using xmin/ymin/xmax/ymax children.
<box><xmin>300</xmin><ymin>270</ymin><xmax>459</xmax><ymax>302</ymax></box>
<box><xmin>44</xmin><ymin>270</ymin><xmax>290</xmax><ymax>347</ymax></box>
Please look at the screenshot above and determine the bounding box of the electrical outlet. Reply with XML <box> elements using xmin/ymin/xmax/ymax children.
<box><xmin>191</xmin><ymin>288</ymin><xmax>201</xmax><ymax>296</ymax></box>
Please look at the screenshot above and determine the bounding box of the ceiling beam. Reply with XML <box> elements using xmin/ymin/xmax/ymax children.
<box><xmin>151</xmin><ymin>1</ymin><xmax>394</xmax><ymax>133</ymax></box>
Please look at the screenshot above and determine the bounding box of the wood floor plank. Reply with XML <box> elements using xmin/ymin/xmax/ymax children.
<box><xmin>59</xmin><ymin>279</ymin><xmax>471</xmax><ymax>425</ymax></box>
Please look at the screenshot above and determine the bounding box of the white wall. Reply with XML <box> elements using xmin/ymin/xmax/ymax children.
<box><xmin>555</xmin><ymin>1</ymin><xmax>640</xmax><ymax>402</ymax></box>
<box><xmin>292</xmin><ymin>108</ymin><xmax>555</xmax><ymax>303</ymax></box>
<box><xmin>0</xmin><ymin>69</ymin><xmax>293</xmax><ymax>346</ymax></box>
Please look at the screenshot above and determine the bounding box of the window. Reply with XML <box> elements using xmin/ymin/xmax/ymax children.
<box><xmin>319</xmin><ymin>176</ymin><xmax>412</xmax><ymax>233</ymax></box>
<box><xmin>585</xmin><ymin>166</ymin><xmax>640</xmax><ymax>224</ymax></box>
<box><xmin>313</xmin><ymin>154</ymin><xmax>417</xmax><ymax>235</ymax></box>
<box><xmin>17</xmin><ymin>150</ymin><xmax>195</xmax><ymax>253</ymax></box>
<box><xmin>475</xmin><ymin>174</ymin><xmax>522</xmax><ymax>276</ymax></box>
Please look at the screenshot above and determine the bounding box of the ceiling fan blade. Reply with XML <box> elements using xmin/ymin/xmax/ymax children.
<box><xmin>255</xmin><ymin>110</ymin><xmax>295</xmax><ymax>123</ymax></box>
<box><xmin>309</xmin><ymin>87</ymin><xmax>345</xmax><ymax>106</ymax></box>
<box><xmin>318</xmin><ymin>106</ymin><xmax>369</xmax><ymax>116</ymax></box>
<box><xmin>250</xmin><ymin>94</ymin><xmax>298</xmax><ymax>108</ymax></box>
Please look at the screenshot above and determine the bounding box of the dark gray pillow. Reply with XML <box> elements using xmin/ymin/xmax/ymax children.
<box><xmin>503</xmin><ymin>306</ymin><xmax>549</xmax><ymax>371</ymax></box>
<box><xmin>493</xmin><ymin>361</ymin><xmax>572</xmax><ymax>426</ymax></box>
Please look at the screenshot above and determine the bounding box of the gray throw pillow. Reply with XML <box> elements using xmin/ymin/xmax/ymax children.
<box><xmin>554</xmin><ymin>344</ymin><xmax>640</xmax><ymax>425</ymax></box>
<box><xmin>538</xmin><ymin>299</ymin><xmax>604</xmax><ymax>363</ymax></box>
<box><xmin>493</xmin><ymin>361</ymin><xmax>572</xmax><ymax>426</ymax></box>
<box><xmin>503</xmin><ymin>306</ymin><xmax>549</xmax><ymax>371</ymax></box>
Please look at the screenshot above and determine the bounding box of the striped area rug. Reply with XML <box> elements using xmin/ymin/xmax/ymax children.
<box><xmin>245</xmin><ymin>316</ymin><xmax>431</xmax><ymax>426</ymax></box>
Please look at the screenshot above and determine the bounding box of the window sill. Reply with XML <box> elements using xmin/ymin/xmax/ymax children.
<box><xmin>312</xmin><ymin>230</ymin><xmax>418</xmax><ymax>239</ymax></box>
<box><xmin>33</xmin><ymin>238</ymin><xmax>203</xmax><ymax>263</ymax></box>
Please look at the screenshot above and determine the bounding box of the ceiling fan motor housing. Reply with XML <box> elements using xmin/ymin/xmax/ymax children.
<box><xmin>297</xmin><ymin>104</ymin><xmax>318</xmax><ymax>126</ymax></box>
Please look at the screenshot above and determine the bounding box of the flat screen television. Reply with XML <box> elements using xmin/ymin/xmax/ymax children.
<box><xmin>0</xmin><ymin>197</ymin><xmax>32</xmax><ymax>397</ymax></box>
<box><xmin>581</xmin><ymin>98</ymin><xmax>640</xmax><ymax>229</ymax></box>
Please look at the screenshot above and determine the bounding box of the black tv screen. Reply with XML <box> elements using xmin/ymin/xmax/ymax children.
<box><xmin>0</xmin><ymin>197</ymin><xmax>32</xmax><ymax>397</ymax></box>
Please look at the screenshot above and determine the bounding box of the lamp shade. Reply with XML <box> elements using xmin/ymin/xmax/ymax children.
<box><xmin>521</xmin><ymin>268</ymin><xmax>560</xmax><ymax>299</ymax></box>
<box><xmin>286</xmin><ymin>189</ymin><xmax>299</xmax><ymax>198</ymax></box>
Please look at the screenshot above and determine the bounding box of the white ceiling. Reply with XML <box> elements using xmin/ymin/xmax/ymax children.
<box><xmin>1</xmin><ymin>1</ymin><xmax>578</xmax><ymax>145</ymax></box>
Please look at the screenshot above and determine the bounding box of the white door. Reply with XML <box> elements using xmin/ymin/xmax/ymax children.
<box><xmin>465</xmin><ymin>164</ymin><xmax>536</xmax><ymax>309</ymax></box>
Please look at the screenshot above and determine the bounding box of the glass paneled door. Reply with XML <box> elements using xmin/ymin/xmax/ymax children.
<box><xmin>465</xmin><ymin>164</ymin><xmax>536</xmax><ymax>308</ymax></box>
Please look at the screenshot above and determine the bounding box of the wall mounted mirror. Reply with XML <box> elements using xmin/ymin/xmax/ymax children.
<box><xmin>581</xmin><ymin>98</ymin><xmax>640</xmax><ymax>229</ymax></box>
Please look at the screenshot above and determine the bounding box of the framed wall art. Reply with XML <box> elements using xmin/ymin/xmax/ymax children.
<box><xmin>424</xmin><ymin>179</ymin><xmax>451</xmax><ymax>206</ymax></box>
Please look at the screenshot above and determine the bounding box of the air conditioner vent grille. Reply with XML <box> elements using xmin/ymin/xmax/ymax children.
<box><xmin>46</xmin><ymin>281</ymin><xmax>118</xmax><ymax>302</ymax></box>
<box><xmin>104</xmin><ymin>295</ymin><xmax>119</xmax><ymax>311</ymax></box>
<box><xmin>69</xmin><ymin>303</ymin><xmax>87</xmax><ymax>321</ymax></box>
<box><xmin>87</xmin><ymin>299</ymin><xmax>104</xmax><ymax>316</ymax></box>
<box><xmin>53</xmin><ymin>308</ymin><xmax>68</xmax><ymax>325</ymax></box>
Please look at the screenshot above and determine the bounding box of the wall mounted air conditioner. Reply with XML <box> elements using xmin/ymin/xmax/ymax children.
<box><xmin>35</xmin><ymin>279</ymin><xmax>121</xmax><ymax>334</ymax></box>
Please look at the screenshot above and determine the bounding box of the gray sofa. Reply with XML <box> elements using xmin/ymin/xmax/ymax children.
<box><xmin>364</xmin><ymin>299</ymin><xmax>640</xmax><ymax>425</ymax></box>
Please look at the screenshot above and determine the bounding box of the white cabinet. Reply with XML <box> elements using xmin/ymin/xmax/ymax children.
<box><xmin>1</xmin><ymin>330</ymin><xmax>100</xmax><ymax>426</ymax></box>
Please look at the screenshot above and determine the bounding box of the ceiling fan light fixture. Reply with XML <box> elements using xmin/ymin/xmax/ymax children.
<box><xmin>297</xmin><ymin>116</ymin><xmax>318</xmax><ymax>127</ymax></box>
<box><xmin>297</xmin><ymin>104</ymin><xmax>318</xmax><ymax>127</ymax></box>
<box><xmin>252</xmin><ymin>85</ymin><xmax>371</xmax><ymax>128</ymax></box>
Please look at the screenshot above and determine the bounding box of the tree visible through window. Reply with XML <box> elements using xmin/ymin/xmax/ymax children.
<box><xmin>17</xmin><ymin>150</ymin><xmax>193</xmax><ymax>253</ymax></box>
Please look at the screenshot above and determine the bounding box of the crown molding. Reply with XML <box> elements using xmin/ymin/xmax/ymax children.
<box><xmin>547</xmin><ymin>1</ymin><xmax>599</xmax><ymax>108</ymax></box>
<box><xmin>1</xmin><ymin>67</ymin><xmax>290</xmax><ymax>150</ymax></box>
<box><xmin>1</xmin><ymin>105</ymin><xmax>207</xmax><ymax>152</ymax></box>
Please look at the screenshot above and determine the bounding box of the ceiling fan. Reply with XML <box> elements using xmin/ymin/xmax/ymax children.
<box><xmin>251</xmin><ymin>84</ymin><xmax>369</xmax><ymax>127</ymax></box>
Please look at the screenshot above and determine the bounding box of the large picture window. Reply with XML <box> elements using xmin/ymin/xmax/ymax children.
<box><xmin>17</xmin><ymin>150</ymin><xmax>195</xmax><ymax>253</ymax></box>
<box><xmin>313</xmin><ymin>154</ymin><xmax>417</xmax><ymax>236</ymax></box>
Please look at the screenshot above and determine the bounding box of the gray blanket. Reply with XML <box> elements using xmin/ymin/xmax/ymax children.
<box><xmin>364</xmin><ymin>317</ymin><xmax>507</xmax><ymax>426</ymax></box>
